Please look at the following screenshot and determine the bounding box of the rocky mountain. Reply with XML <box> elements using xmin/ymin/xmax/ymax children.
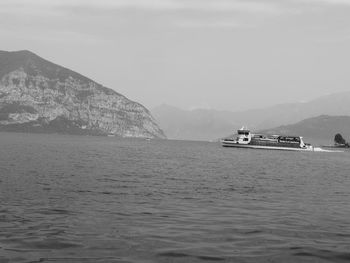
<box><xmin>0</xmin><ymin>50</ymin><xmax>165</xmax><ymax>138</ymax></box>
<box><xmin>259</xmin><ymin>115</ymin><xmax>350</xmax><ymax>145</ymax></box>
<box><xmin>153</xmin><ymin>92</ymin><xmax>350</xmax><ymax>141</ymax></box>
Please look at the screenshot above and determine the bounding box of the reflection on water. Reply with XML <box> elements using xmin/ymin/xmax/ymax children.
<box><xmin>0</xmin><ymin>132</ymin><xmax>350</xmax><ymax>263</ymax></box>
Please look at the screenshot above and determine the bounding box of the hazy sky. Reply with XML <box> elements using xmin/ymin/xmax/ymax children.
<box><xmin>1</xmin><ymin>0</ymin><xmax>350</xmax><ymax>111</ymax></box>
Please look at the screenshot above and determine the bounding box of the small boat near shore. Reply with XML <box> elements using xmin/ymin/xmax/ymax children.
<box><xmin>221</xmin><ymin>127</ymin><xmax>314</xmax><ymax>151</ymax></box>
<box><xmin>321</xmin><ymin>133</ymin><xmax>349</xmax><ymax>149</ymax></box>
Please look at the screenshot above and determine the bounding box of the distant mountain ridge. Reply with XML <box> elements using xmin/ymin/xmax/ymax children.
<box><xmin>152</xmin><ymin>104</ymin><xmax>238</xmax><ymax>141</ymax></box>
<box><xmin>0</xmin><ymin>50</ymin><xmax>165</xmax><ymax>138</ymax></box>
<box><xmin>231</xmin><ymin>92</ymin><xmax>350</xmax><ymax>129</ymax></box>
<box><xmin>259</xmin><ymin>115</ymin><xmax>350</xmax><ymax>145</ymax></box>
<box><xmin>153</xmin><ymin>92</ymin><xmax>350</xmax><ymax>141</ymax></box>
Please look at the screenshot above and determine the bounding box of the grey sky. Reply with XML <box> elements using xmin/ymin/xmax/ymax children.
<box><xmin>1</xmin><ymin>0</ymin><xmax>350</xmax><ymax>111</ymax></box>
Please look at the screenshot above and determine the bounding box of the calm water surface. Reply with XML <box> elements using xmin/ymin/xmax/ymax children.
<box><xmin>0</xmin><ymin>132</ymin><xmax>349</xmax><ymax>263</ymax></box>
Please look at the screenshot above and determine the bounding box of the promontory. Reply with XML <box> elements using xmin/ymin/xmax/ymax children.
<box><xmin>0</xmin><ymin>50</ymin><xmax>165</xmax><ymax>138</ymax></box>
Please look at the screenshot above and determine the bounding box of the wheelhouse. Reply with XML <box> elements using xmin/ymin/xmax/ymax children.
<box><xmin>237</xmin><ymin>130</ymin><xmax>250</xmax><ymax>136</ymax></box>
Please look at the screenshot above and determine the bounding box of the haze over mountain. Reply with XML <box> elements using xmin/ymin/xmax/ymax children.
<box><xmin>152</xmin><ymin>104</ymin><xmax>238</xmax><ymax>141</ymax></box>
<box><xmin>153</xmin><ymin>92</ymin><xmax>350</xmax><ymax>141</ymax></box>
<box><xmin>3</xmin><ymin>0</ymin><xmax>350</xmax><ymax>112</ymax></box>
<box><xmin>259</xmin><ymin>115</ymin><xmax>350</xmax><ymax>145</ymax></box>
<box><xmin>0</xmin><ymin>50</ymin><xmax>165</xmax><ymax>138</ymax></box>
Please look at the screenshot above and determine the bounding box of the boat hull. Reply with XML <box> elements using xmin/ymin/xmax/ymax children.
<box><xmin>221</xmin><ymin>140</ymin><xmax>314</xmax><ymax>151</ymax></box>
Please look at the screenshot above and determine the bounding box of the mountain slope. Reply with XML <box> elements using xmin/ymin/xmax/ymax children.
<box><xmin>259</xmin><ymin>115</ymin><xmax>350</xmax><ymax>145</ymax></box>
<box><xmin>0</xmin><ymin>50</ymin><xmax>165</xmax><ymax>138</ymax></box>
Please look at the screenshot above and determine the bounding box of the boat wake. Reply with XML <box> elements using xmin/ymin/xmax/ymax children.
<box><xmin>313</xmin><ymin>147</ymin><xmax>343</xmax><ymax>153</ymax></box>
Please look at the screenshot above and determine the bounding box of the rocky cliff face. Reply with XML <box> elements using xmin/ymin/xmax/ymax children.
<box><xmin>0</xmin><ymin>50</ymin><xmax>166</xmax><ymax>138</ymax></box>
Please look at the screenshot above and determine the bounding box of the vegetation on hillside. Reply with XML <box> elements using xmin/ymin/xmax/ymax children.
<box><xmin>334</xmin><ymin>133</ymin><xmax>350</xmax><ymax>147</ymax></box>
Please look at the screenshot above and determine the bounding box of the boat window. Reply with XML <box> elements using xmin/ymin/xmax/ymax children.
<box><xmin>243</xmin><ymin>138</ymin><xmax>249</xmax><ymax>141</ymax></box>
<box><xmin>279</xmin><ymin>136</ymin><xmax>300</xmax><ymax>143</ymax></box>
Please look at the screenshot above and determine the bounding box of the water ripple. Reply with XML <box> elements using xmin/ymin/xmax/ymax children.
<box><xmin>0</xmin><ymin>133</ymin><xmax>349</xmax><ymax>262</ymax></box>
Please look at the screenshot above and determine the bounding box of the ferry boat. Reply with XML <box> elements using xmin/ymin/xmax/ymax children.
<box><xmin>221</xmin><ymin>127</ymin><xmax>314</xmax><ymax>151</ymax></box>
